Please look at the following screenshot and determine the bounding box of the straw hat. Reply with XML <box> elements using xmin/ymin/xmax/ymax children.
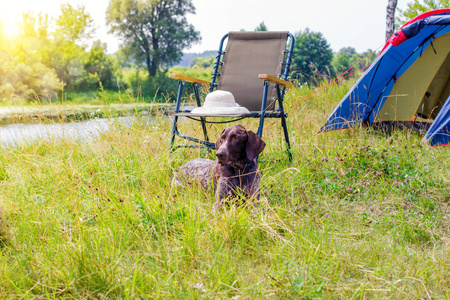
<box><xmin>191</xmin><ymin>90</ymin><xmax>250</xmax><ymax>115</ymax></box>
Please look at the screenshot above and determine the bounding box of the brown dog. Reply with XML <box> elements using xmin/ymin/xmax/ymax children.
<box><xmin>172</xmin><ymin>125</ymin><xmax>266</xmax><ymax>210</ymax></box>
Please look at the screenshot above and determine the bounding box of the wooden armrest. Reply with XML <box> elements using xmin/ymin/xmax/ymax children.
<box><xmin>258</xmin><ymin>74</ymin><xmax>293</xmax><ymax>88</ymax></box>
<box><xmin>168</xmin><ymin>74</ymin><xmax>210</xmax><ymax>85</ymax></box>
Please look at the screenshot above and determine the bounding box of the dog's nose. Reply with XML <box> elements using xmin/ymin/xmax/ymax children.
<box><xmin>216</xmin><ymin>151</ymin><xmax>225</xmax><ymax>160</ymax></box>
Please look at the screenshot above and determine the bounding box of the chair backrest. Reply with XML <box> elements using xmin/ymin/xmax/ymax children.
<box><xmin>215</xmin><ymin>31</ymin><xmax>290</xmax><ymax>112</ymax></box>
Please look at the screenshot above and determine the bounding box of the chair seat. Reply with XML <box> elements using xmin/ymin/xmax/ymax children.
<box><xmin>166</xmin><ymin>110</ymin><xmax>286</xmax><ymax>118</ymax></box>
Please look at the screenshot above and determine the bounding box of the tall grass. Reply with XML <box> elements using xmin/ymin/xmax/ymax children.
<box><xmin>0</xmin><ymin>80</ymin><xmax>449</xmax><ymax>298</ymax></box>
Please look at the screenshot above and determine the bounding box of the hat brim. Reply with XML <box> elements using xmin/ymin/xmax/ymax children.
<box><xmin>190</xmin><ymin>106</ymin><xmax>251</xmax><ymax>115</ymax></box>
<box><xmin>203</xmin><ymin>102</ymin><xmax>240</xmax><ymax>108</ymax></box>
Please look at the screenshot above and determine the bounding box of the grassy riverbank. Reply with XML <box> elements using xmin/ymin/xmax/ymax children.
<box><xmin>0</xmin><ymin>81</ymin><xmax>449</xmax><ymax>298</ymax></box>
<box><xmin>0</xmin><ymin>103</ymin><xmax>170</xmax><ymax>125</ymax></box>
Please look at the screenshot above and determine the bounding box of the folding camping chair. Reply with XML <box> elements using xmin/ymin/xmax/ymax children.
<box><xmin>168</xmin><ymin>31</ymin><xmax>295</xmax><ymax>160</ymax></box>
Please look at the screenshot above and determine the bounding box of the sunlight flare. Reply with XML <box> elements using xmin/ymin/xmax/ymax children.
<box><xmin>1</xmin><ymin>18</ymin><xmax>21</xmax><ymax>40</ymax></box>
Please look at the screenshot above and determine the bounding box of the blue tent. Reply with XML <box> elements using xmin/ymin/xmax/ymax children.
<box><xmin>320</xmin><ymin>9</ymin><xmax>450</xmax><ymax>146</ymax></box>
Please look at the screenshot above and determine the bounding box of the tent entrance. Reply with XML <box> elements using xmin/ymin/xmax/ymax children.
<box><xmin>417</xmin><ymin>52</ymin><xmax>450</xmax><ymax>120</ymax></box>
<box><xmin>374</xmin><ymin>32</ymin><xmax>450</xmax><ymax>123</ymax></box>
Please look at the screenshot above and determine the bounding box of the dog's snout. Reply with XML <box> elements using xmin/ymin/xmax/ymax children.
<box><xmin>216</xmin><ymin>151</ymin><xmax>225</xmax><ymax>160</ymax></box>
<box><xmin>216</xmin><ymin>147</ymin><xmax>228</xmax><ymax>165</ymax></box>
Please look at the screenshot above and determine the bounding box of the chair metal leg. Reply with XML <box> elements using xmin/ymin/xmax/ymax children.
<box><xmin>170</xmin><ymin>80</ymin><xmax>184</xmax><ymax>151</ymax></box>
<box><xmin>254</xmin><ymin>81</ymin><xmax>270</xmax><ymax>163</ymax></box>
<box><xmin>281</xmin><ymin>113</ymin><xmax>292</xmax><ymax>161</ymax></box>
<box><xmin>169</xmin><ymin>115</ymin><xmax>178</xmax><ymax>151</ymax></box>
<box><xmin>276</xmin><ymin>85</ymin><xmax>292</xmax><ymax>161</ymax></box>
<box><xmin>257</xmin><ymin>81</ymin><xmax>270</xmax><ymax>138</ymax></box>
<box><xmin>193</xmin><ymin>83</ymin><xmax>209</xmax><ymax>143</ymax></box>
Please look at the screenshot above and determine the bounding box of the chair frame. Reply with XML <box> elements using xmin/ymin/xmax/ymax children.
<box><xmin>168</xmin><ymin>32</ymin><xmax>295</xmax><ymax>161</ymax></box>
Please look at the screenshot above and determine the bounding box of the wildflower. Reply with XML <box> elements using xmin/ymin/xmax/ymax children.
<box><xmin>394</xmin><ymin>172</ymin><xmax>398</xmax><ymax>176</ymax></box>
<box><xmin>313</xmin><ymin>148</ymin><xmax>317</xmax><ymax>152</ymax></box>
<box><xmin>334</xmin><ymin>157</ymin><xmax>339</xmax><ymax>161</ymax></box>
<box><xmin>321</xmin><ymin>157</ymin><xmax>326</xmax><ymax>161</ymax></box>
<box><xmin>340</xmin><ymin>172</ymin><xmax>345</xmax><ymax>177</ymax></box>
<box><xmin>358</xmin><ymin>170</ymin><xmax>362</xmax><ymax>174</ymax></box>
<box><xmin>324</xmin><ymin>213</ymin><xmax>329</xmax><ymax>218</ymax></box>
<box><xmin>393</xmin><ymin>180</ymin><xmax>399</xmax><ymax>185</ymax></box>
<box><xmin>396</xmin><ymin>165</ymin><xmax>400</xmax><ymax>169</ymax></box>
<box><xmin>331</xmin><ymin>167</ymin><xmax>335</xmax><ymax>171</ymax></box>
<box><xmin>193</xmin><ymin>283</ymin><xmax>206</xmax><ymax>292</ymax></box>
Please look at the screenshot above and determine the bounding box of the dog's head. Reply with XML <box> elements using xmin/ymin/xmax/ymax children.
<box><xmin>215</xmin><ymin>125</ymin><xmax>266</xmax><ymax>168</ymax></box>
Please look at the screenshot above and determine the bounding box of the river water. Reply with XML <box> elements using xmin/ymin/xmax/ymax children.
<box><xmin>0</xmin><ymin>117</ymin><xmax>136</xmax><ymax>147</ymax></box>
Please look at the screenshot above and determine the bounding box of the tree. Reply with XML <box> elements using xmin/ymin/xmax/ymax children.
<box><xmin>254</xmin><ymin>21</ymin><xmax>268</xmax><ymax>31</ymax></box>
<box><xmin>49</xmin><ymin>5</ymin><xmax>97</xmax><ymax>90</ymax></box>
<box><xmin>106</xmin><ymin>0</ymin><xmax>201</xmax><ymax>76</ymax></box>
<box><xmin>336</xmin><ymin>47</ymin><xmax>357</xmax><ymax>57</ymax></box>
<box><xmin>386</xmin><ymin>0</ymin><xmax>398</xmax><ymax>41</ymax></box>
<box><xmin>0</xmin><ymin>4</ymin><xmax>124</xmax><ymax>100</ymax></box>
<box><xmin>331</xmin><ymin>47</ymin><xmax>356</xmax><ymax>74</ymax></box>
<box><xmin>291</xmin><ymin>28</ymin><xmax>333</xmax><ymax>84</ymax></box>
<box><xmin>397</xmin><ymin>0</ymin><xmax>449</xmax><ymax>26</ymax></box>
<box><xmin>55</xmin><ymin>4</ymin><xmax>95</xmax><ymax>46</ymax></box>
<box><xmin>189</xmin><ymin>56</ymin><xmax>214</xmax><ymax>69</ymax></box>
<box><xmin>84</xmin><ymin>41</ymin><xmax>122</xmax><ymax>89</ymax></box>
<box><xmin>331</xmin><ymin>47</ymin><xmax>377</xmax><ymax>77</ymax></box>
<box><xmin>0</xmin><ymin>13</ymin><xmax>61</xmax><ymax>100</ymax></box>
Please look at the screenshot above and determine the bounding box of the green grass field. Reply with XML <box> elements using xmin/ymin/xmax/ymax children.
<box><xmin>0</xmin><ymin>80</ymin><xmax>449</xmax><ymax>299</ymax></box>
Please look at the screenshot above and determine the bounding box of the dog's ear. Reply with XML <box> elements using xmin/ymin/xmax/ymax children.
<box><xmin>246</xmin><ymin>130</ymin><xmax>265</xmax><ymax>161</ymax></box>
<box><xmin>215</xmin><ymin>129</ymin><xmax>226</xmax><ymax>150</ymax></box>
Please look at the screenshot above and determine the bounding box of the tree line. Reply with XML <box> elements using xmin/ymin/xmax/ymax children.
<box><xmin>0</xmin><ymin>0</ymin><xmax>444</xmax><ymax>103</ymax></box>
<box><xmin>0</xmin><ymin>4</ymin><xmax>121</xmax><ymax>102</ymax></box>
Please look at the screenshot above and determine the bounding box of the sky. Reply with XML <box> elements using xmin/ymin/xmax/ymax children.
<box><xmin>0</xmin><ymin>0</ymin><xmax>412</xmax><ymax>54</ymax></box>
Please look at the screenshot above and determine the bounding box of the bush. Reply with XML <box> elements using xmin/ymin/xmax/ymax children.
<box><xmin>126</xmin><ymin>69</ymin><xmax>178</xmax><ymax>102</ymax></box>
<box><xmin>0</xmin><ymin>58</ymin><xmax>61</xmax><ymax>101</ymax></box>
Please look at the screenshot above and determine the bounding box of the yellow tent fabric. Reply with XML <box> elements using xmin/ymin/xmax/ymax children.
<box><xmin>375</xmin><ymin>32</ymin><xmax>450</xmax><ymax>123</ymax></box>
